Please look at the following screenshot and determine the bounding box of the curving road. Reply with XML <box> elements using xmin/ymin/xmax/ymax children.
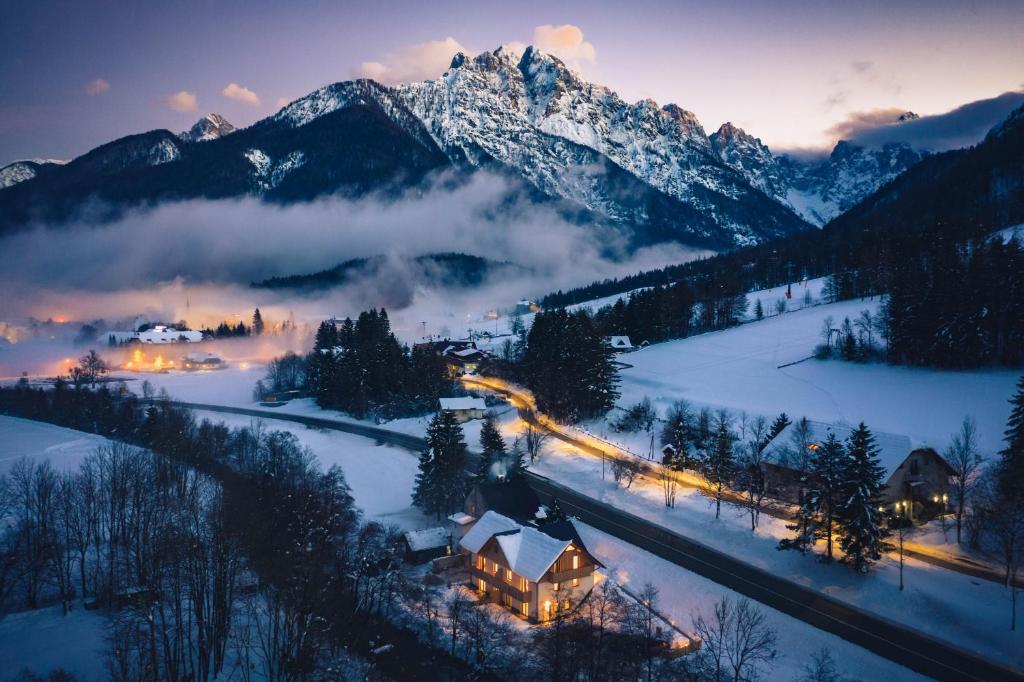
<box><xmin>461</xmin><ymin>377</ymin><xmax>1023</xmax><ymax>587</ymax></box>
<box><xmin>172</xmin><ymin>398</ymin><xmax>1023</xmax><ymax>681</ymax></box>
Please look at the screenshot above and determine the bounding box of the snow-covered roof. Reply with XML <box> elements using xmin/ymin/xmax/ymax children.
<box><xmin>605</xmin><ymin>335</ymin><xmax>633</xmax><ymax>349</ymax></box>
<box><xmin>448</xmin><ymin>511</ymin><xmax>476</xmax><ymax>526</ymax></box>
<box><xmin>462</xmin><ymin>511</ymin><xmax>571</xmax><ymax>582</ymax></box>
<box><xmin>404</xmin><ymin>527</ymin><xmax>449</xmax><ymax>552</ymax></box>
<box><xmin>439</xmin><ymin>397</ymin><xmax>487</xmax><ymax>411</ymax></box>
<box><xmin>451</xmin><ymin>347</ymin><xmax>483</xmax><ymax>358</ymax></box>
<box><xmin>762</xmin><ymin>420</ymin><xmax>914</xmax><ymax>478</ymax></box>
<box><xmin>497</xmin><ymin>526</ymin><xmax>571</xmax><ymax>582</ymax></box>
<box><xmin>460</xmin><ymin>511</ymin><xmax>520</xmax><ymax>553</ymax></box>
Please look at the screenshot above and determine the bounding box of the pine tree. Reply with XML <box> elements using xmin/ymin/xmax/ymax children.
<box><xmin>412</xmin><ymin>448</ymin><xmax>441</xmax><ymax>518</ymax></box>
<box><xmin>838</xmin><ymin>423</ymin><xmax>891</xmax><ymax>572</ymax></box>
<box><xmin>703</xmin><ymin>414</ymin><xmax>735</xmax><ymax>519</ymax></box>
<box><xmin>754</xmin><ymin>298</ymin><xmax>764</xmax><ymax>320</ymax></box>
<box><xmin>808</xmin><ymin>432</ymin><xmax>845</xmax><ymax>562</ymax></box>
<box><xmin>252</xmin><ymin>308</ymin><xmax>265</xmax><ymax>336</ymax></box>
<box><xmin>478</xmin><ymin>413</ymin><xmax>507</xmax><ymax>479</ymax></box>
<box><xmin>422</xmin><ymin>410</ymin><xmax>469</xmax><ymax>517</ymax></box>
<box><xmin>767</xmin><ymin>413</ymin><xmax>791</xmax><ymax>447</ymax></box>
<box><xmin>999</xmin><ymin>376</ymin><xmax>1024</xmax><ymax>498</ymax></box>
<box><xmin>779</xmin><ymin>484</ymin><xmax>818</xmax><ymax>555</ymax></box>
<box><xmin>661</xmin><ymin>401</ymin><xmax>699</xmax><ymax>471</ymax></box>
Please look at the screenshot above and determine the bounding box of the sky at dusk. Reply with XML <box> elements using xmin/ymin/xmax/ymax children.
<box><xmin>2</xmin><ymin>0</ymin><xmax>1023</xmax><ymax>164</ymax></box>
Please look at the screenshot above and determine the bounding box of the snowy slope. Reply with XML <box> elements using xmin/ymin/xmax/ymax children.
<box><xmin>0</xmin><ymin>415</ymin><xmax>110</xmax><ymax>474</ymax></box>
<box><xmin>615</xmin><ymin>295</ymin><xmax>1019</xmax><ymax>456</ymax></box>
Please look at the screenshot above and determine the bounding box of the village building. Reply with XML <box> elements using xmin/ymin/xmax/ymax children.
<box><xmin>761</xmin><ymin>420</ymin><xmax>953</xmax><ymax>520</ymax></box>
<box><xmin>447</xmin><ymin>347</ymin><xmax>485</xmax><ymax>373</ymax></box>
<box><xmin>458</xmin><ymin>510</ymin><xmax>603</xmax><ymax>622</ymax></box>
<box><xmin>463</xmin><ymin>479</ymin><xmax>542</xmax><ymax>522</ymax></box>
<box><xmin>514</xmin><ymin>299</ymin><xmax>540</xmax><ymax>316</ymax></box>
<box><xmin>438</xmin><ymin>396</ymin><xmax>488</xmax><ymax>422</ymax></box>
<box><xmin>182</xmin><ymin>351</ymin><xmax>224</xmax><ymax>370</ymax></box>
<box><xmin>605</xmin><ymin>335</ymin><xmax>634</xmax><ymax>352</ymax></box>
<box><xmin>402</xmin><ymin>527</ymin><xmax>451</xmax><ymax>564</ymax></box>
<box><xmin>108</xmin><ymin>324</ymin><xmax>203</xmax><ymax>345</ymax></box>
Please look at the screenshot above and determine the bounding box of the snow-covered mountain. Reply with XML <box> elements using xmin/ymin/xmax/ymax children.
<box><xmin>179</xmin><ymin>113</ymin><xmax>235</xmax><ymax>142</ymax></box>
<box><xmin>0</xmin><ymin>45</ymin><xmax>941</xmax><ymax>244</ymax></box>
<box><xmin>777</xmin><ymin>141</ymin><xmax>927</xmax><ymax>225</ymax></box>
<box><xmin>710</xmin><ymin>116</ymin><xmax>927</xmax><ymax>225</ymax></box>
<box><xmin>0</xmin><ymin>158</ymin><xmax>67</xmax><ymax>189</ymax></box>
<box><xmin>391</xmin><ymin>46</ymin><xmax>807</xmax><ymax>246</ymax></box>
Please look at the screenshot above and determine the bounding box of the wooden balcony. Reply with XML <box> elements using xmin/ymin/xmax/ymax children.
<box><xmin>469</xmin><ymin>565</ymin><xmax>531</xmax><ymax>602</ymax></box>
<box><xmin>548</xmin><ymin>565</ymin><xmax>594</xmax><ymax>585</ymax></box>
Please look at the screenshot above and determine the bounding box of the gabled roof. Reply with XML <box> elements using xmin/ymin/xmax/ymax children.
<box><xmin>762</xmin><ymin>420</ymin><xmax>914</xmax><ymax>479</ymax></box>
<box><xmin>404</xmin><ymin>527</ymin><xmax>449</xmax><ymax>552</ymax></box>
<box><xmin>496</xmin><ymin>526</ymin><xmax>571</xmax><ymax>582</ymax></box>
<box><xmin>460</xmin><ymin>511</ymin><xmax>520</xmax><ymax>554</ymax></box>
<box><xmin>605</xmin><ymin>335</ymin><xmax>633</xmax><ymax>349</ymax></box>
<box><xmin>439</xmin><ymin>397</ymin><xmax>487</xmax><ymax>411</ymax></box>
<box><xmin>460</xmin><ymin>511</ymin><xmax>603</xmax><ymax>582</ymax></box>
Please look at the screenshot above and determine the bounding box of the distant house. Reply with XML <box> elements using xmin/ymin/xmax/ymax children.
<box><xmin>438</xmin><ymin>396</ymin><xmax>488</xmax><ymax>422</ymax></box>
<box><xmin>108</xmin><ymin>325</ymin><xmax>203</xmax><ymax>345</ymax></box>
<box><xmin>459</xmin><ymin>510</ymin><xmax>603</xmax><ymax>622</ymax></box>
<box><xmin>447</xmin><ymin>347</ymin><xmax>485</xmax><ymax>373</ymax></box>
<box><xmin>761</xmin><ymin>420</ymin><xmax>953</xmax><ymax>520</ymax></box>
<box><xmin>464</xmin><ymin>479</ymin><xmax>542</xmax><ymax>522</ymax></box>
<box><xmin>514</xmin><ymin>300</ymin><xmax>540</xmax><ymax>316</ymax></box>
<box><xmin>403</xmin><ymin>527</ymin><xmax>451</xmax><ymax>564</ymax></box>
<box><xmin>182</xmin><ymin>351</ymin><xmax>224</xmax><ymax>370</ymax></box>
<box><xmin>414</xmin><ymin>338</ymin><xmax>476</xmax><ymax>356</ymax></box>
<box><xmin>605</xmin><ymin>336</ymin><xmax>634</xmax><ymax>352</ymax></box>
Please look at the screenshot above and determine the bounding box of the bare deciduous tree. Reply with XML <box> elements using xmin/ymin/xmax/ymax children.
<box><xmin>946</xmin><ymin>416</ymin><xmax>983</xmax><ymax>544</ymax></box>
<box><xmin>692</xmin><ymin>596</ymin><xmax>778</xmax><ymax>682</ymax></box>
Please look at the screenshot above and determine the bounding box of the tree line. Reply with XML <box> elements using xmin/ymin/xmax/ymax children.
<box><xmin>286</xmin><ymin>309</ymin><xmax>452</xmax><ymax>420</ymax></box>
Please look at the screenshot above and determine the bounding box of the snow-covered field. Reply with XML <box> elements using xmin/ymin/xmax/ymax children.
<box><xmin>0</xmin><ymin>415</ymin><xmax>110</xmax><ymax>474</ymax></box>
<box><xmin>0</xmin><ymin>418</ymin><xmax>112</xmax><ymax>681</ymax></box>
<box><xmin>522</xmin><ymin>427</ymin><xmax>1024</xmax><ymax>669</ymax></box>
<box><xmin>192</xmin><ymin>410</ymin><xmax>431</xmax><ymax>529</ymax></box>
<box><xmin>577</xmin><ymin>522</ymin><xmax>928</xmax><ymax>682</ymax></box>
<box><xmin>615</xmin><ymin>293</ymin><xmax>1019</xmax><ymax>456</ymax></box>
<box><xmin>0</xmin><ymin>604</ymin><xmax>108</xmax><ymax>681</ymax></box>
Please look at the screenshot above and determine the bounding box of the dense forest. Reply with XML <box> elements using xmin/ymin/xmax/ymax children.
<box><xmin>283</xmin><ymin>308</ymin><xmax>452</xmax><ymax>420</ymax></box>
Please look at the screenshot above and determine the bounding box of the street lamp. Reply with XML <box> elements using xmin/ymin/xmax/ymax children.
<box><xmin>896</xmin><ymin>500</ymin><xmax>907</xmax><ymax>592</ymax></box>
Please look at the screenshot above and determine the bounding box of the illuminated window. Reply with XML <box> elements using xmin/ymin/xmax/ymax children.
<box><xmin>521</xmin><ymin>601</ymin><xmax>529</xmax><ymax>617</ymax></box>
<box><xmin>572</xmin><ymin>554</ymin><xmax>580</xmax><ymax>570</ymax></box>
<box><xmin>478</xmin><ymin>579</ymin><xmax>486</xmax><ymax>592</ymax></box>
<box><xmin>506</xmin><ymin>568</ymin><xmax>512</xmax><ymax>583</ymax></box>
<box><xmin>553</xmin><ymin>582</ymin><xmax>559</xmax><ymax>591</ymax></box>
<box><xmin>543</xmin><ymin>600</ymin><xmax>551</xmax><ymax>619</ymax></box>
<box><xmin>519</xmin><ymin>577</ymin><xmax>527</xmax><ymax>591</ymax></box>
<box><xmin>572</xmin><ymin>578</ymin><xmax>579</xmax><ymax>587</ymax></box>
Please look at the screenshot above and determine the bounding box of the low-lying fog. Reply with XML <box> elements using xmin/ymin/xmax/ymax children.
<box><xmin>0</xmin><ymin>171</ymin><xmax>704</xmax><ymax>377</ymax></box>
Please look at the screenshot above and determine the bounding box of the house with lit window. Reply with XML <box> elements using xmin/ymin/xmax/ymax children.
<box><xmin>761</xmin><ymin>420</ymin><xmax>953</xmax><ymax>520</ymax></box>
<box><xmin>458</xmin><ymin>510</ymin><xmax>603</xmax><ymax>623</ymax></box>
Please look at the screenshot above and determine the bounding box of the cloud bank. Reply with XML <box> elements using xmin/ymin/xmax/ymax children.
<box><xmin>845</xmin><ymin>91</ymin><xmax>1024</xmax><ymax>151</ymax></box>
<box><xmin>0</xmin><ymin>171</ymin><xmax>700</xmax><ymax>336</ymax></box>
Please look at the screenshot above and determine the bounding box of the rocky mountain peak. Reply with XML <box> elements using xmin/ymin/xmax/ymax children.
<box><xmin>179</xmin><ymin>113</ymin><xmax>235</xmax><ymax>142</ymax></box>
<box><xmin>897</xmin><ymin>111</ymin><xmax>920</xmax><ymax>122</ymax></box>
